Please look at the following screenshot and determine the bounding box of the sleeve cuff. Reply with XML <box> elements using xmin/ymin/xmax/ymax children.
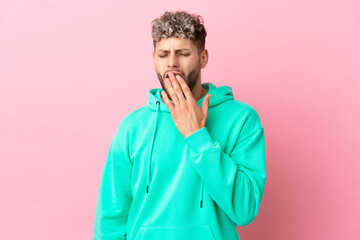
<box><xmin>183</xmin><ymin>127</ymin><xmax>217</xmax><ymax>156</ymax></box>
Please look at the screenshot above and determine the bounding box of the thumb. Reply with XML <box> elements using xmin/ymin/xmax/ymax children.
<box><xmin>202</xmin><ymin>94</ymin><xmax>211</xmax><ymax>114</ymax></box>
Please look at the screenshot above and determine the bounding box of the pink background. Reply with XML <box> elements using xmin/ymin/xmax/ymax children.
<box><xmin>1</xmin><ymin>0</ymin><xmax>359</xmax><ymax>239</ymax></box>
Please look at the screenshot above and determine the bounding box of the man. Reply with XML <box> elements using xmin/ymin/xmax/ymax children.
<box><xmin>94</xmin><ymin>11</ymin><xmax>266</xmax><ymax>240</ymax></box>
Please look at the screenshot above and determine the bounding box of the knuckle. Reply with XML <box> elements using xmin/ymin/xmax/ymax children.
<box><xmin>189</xmin><ymin>102</ymin><xmax>197</xmax><ymax>109</ymax></box>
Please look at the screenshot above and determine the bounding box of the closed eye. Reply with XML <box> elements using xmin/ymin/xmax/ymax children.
<box><xmin>158</xmin><ymin>53</ymin><xmax>190</xmax><ymax>58</ymax></box>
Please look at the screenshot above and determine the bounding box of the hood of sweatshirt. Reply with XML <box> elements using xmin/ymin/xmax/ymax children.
<box><xmin>145</xmin><ymin>82</ymin><xmax>234</xmax><ymax>208</ymax></box>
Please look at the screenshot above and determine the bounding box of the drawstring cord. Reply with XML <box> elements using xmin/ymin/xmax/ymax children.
<box><xmin>146</xmin><ymin>100</ymin><xmax>160</xmax><ymax>194</ymax></box>
<box><xmin>200</xmin><ymin>181</ymin><xmax>204</xmax><ymax>208</ymax></box>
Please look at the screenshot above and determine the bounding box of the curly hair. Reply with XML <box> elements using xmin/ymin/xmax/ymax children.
<box><xmin>151</xmin><ymin>11</ymin><xmax>207</xmax><ymax>54</ymax></box>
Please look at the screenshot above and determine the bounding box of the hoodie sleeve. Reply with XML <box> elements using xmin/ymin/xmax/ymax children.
<box><xmin>93</xmin><ymin>121</ymin><xmax>133</xmax><ymax>240</ymax></box>
<box><xmin>183</xmin><ymin>110</ymin><xmax>266</xmax><ymax>227</ymax></box>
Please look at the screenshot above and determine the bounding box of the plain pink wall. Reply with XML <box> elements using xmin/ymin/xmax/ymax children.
<box><xmin>0</xmin><ymin>0</ymin><xmax>359</xmax><ymax>239</ymax></box>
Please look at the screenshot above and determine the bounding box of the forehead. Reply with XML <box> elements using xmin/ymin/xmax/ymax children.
<box><xmin>155</xmin><ymin>37</ymin><xmax>197</xmax><ymax>52</ymax></box>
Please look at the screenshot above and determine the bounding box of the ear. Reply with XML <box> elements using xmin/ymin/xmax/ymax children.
<box><xmin>200</xmin><ymin>49</ymin><xmax>209</xmax><ymax>69</ymax></box>
<box><xmin>153</xmin><ymin>51</ymin><xmax>156</xmax><ymax>65</ymax></box>
<box><xmin>153</xmin><ymin>41</ymin><xmax>157</xmax><ymax>63</ymax></box>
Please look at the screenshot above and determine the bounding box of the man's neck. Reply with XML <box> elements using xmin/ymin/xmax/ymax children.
<box><xmin>192</xmin><ymin>80</ymin><xmax>208</xmax><ymax>101</ymax></box>
<box><xmin>194</xmin><ymin>87</ymin><xmax>208</xmax><ymax>101</ymax></box>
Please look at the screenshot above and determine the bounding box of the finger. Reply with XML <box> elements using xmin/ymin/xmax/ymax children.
<box><xmin>168</xmin><ymin>73</ymin><xmax>186</xmax><ymax>105</ymax></box>
<box><xmin>175</xmin><ymin>74</ymin><xmax>195</xmax><ymax>103</ymax></box>
<box><xmin>165</xmin><ymin>77</ymin><xmax>179</xmax><ymax>105</ymax></box>
<box><xmin>161</xmin><ymin>90</ymin><xmax>175</xmax><ymax>112</ymax></box>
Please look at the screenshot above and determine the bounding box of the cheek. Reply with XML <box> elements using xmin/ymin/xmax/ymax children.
<box><xmin>154</xmin><ymin>64</ymin><xmax>165</xmax><ymax>75</ymax></box>
<box><xmin>185</xmin><ymin>61</ymin><xmax>198</xmax><ymax>73</ymax></box>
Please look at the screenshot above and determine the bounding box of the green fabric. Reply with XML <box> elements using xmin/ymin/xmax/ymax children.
<box><xmin>94</xmin><ymin>82</ymin><xmax>266</xmax><ymax>240</ymax></box>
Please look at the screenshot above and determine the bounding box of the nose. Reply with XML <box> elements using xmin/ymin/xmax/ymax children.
<box><xmin>167</xmin><ymin>53</ymin><xmax>179</xmax><ymax>68</ymax></box>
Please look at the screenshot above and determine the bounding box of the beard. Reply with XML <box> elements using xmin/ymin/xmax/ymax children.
<box><xmin>156</xmin><ymin>60</ymin><xmax>201</xmax><ymax>100</ymax></box>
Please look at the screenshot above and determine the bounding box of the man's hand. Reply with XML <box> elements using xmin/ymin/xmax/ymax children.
<box><xmin>161</xmin><ymin>72</ymin><xmax>211</xmax><ymax>138</ymax></box>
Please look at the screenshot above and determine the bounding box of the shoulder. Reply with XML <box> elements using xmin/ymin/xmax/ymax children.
<box><xmin>122</xmin><ymin>106</ymin><xmax>149</xmax><ymax>125</ymax></box>
<box><xmin>113</xmin><ymin>106</ymin><xmax>149</xmax><ymax>137</ymax></box>
<box><xmin>221</xmin><ymin>99</ymin><xmax>263</xmax><ymax>134</ymax></box>
<box><xmin>222</xmin><ymin>99</ymin><xmax>262</xmax><ymax>122</ymax></box>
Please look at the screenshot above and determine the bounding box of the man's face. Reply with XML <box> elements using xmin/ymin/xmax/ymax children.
<box><xmin>153</xmin><ymin>37</ymin><xmax>205</xmax><ymax>97</ymax></box>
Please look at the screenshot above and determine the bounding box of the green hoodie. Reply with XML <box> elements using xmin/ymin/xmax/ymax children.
<box><xmin>94</xmin><ymin>82</ymin><xmax>266</xmax><ymax>240</ymax></box>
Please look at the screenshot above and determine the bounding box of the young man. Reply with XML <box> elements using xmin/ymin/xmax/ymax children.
<box><xmin>94</xmin><ymin>11</ymin><xmax>266</xmax><ymax>240</ymax></box>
